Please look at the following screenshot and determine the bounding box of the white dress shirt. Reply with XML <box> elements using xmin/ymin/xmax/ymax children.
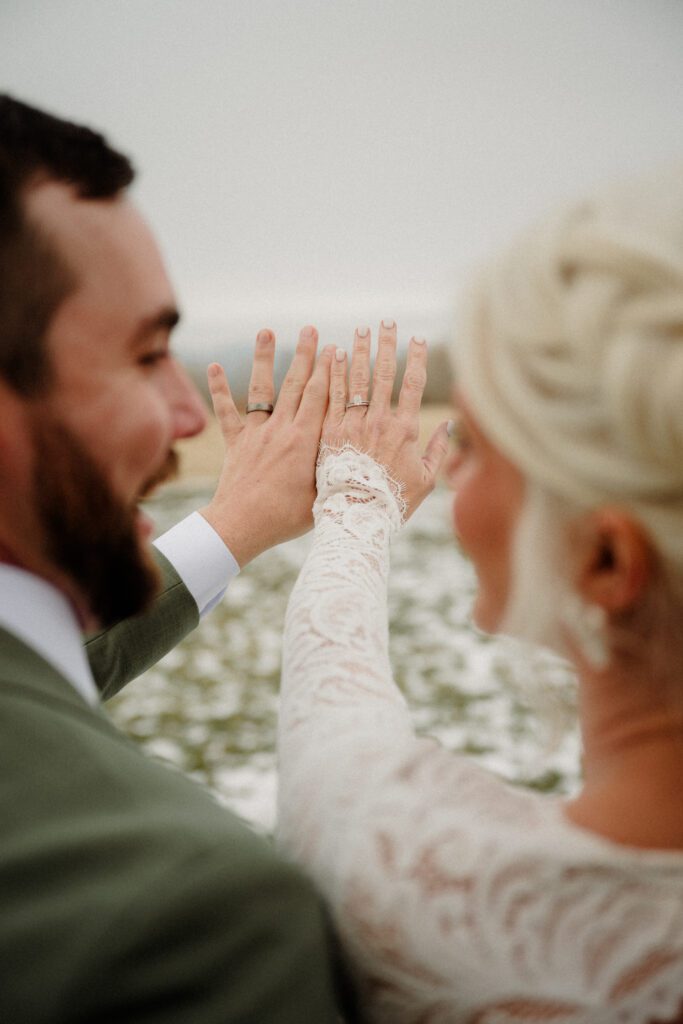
<box><xmin>0</xmin><ymin>512</ymin><xmax>237</xmax><ymax>706</ymax></box>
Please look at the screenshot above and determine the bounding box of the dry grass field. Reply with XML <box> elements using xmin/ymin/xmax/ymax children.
<box><xmin>175</xmin><ymin>403</ymin><xmax>454</xmax><ymax>482</ymax></box>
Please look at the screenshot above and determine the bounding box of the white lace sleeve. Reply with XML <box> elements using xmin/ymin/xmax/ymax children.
<box><xmin>277</xmin><ymin>446</ymin><xmax>683</xmax><ymax>1024</ymax></box>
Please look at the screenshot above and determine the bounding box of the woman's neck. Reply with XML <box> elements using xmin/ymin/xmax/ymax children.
<box><xmin>566</xmin><ymin>666</ymin><xmax>683</xmax><ymax>850</ymax></box>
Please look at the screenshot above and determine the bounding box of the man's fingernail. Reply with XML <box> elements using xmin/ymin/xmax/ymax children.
<box><xmin>335</xmin><ymin>348</ymin><xmax>346</xmax><ymax>362</ymax></box>
<box><xmin>257</xmin><ymin>329</ymin><xmax>273</xmax><ymax>343</ymax></box>
<box><xmin>301</xmin><ymin>325</ymin><xmax>317</xmax><ymax>339</ymax></box>
<box><xmin>412</xmin><ymin>336</ymin><xmax>426</xmax><ymax>345</ymax></box>
<box><xmin>381</xmin><ymin>319</ymin><xmax>395</xmax><ymax>330</ymax></box>
<box><xmin>357</xmin><ymin>326</ymin><xmax>370</xmax><ymax>338</ymax></box>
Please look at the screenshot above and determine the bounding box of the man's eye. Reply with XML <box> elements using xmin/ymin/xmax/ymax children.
<box><xmin>139</xmin><ymin>350</ymin><xmax>169</xmax><ymax>367</ymax></box>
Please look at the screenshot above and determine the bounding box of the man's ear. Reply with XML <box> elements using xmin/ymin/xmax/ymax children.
<box><xmin>574</xmin><ymin>508</ymin><xmax>653</xmax><ymax>613</ymax></box>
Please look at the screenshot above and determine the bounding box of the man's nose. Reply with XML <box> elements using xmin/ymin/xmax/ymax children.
<box><xmin>168</xmin><ymin>359</ymin><xmax>208</xmax><ymax>439</ymax></box>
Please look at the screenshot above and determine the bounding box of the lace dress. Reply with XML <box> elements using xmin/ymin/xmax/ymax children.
<box><xmin>277</xmin><ymin>446</ymin><xmax>683</xmax><ymax>1024</ymax></box>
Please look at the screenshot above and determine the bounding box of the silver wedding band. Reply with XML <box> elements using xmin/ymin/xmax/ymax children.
<box><xmin>245</xmin><ymin>402</ymin><xmax>275</xmax><ymax>414</ymax></box>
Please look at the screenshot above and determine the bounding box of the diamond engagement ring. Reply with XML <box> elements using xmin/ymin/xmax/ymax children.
<box><xmin>245</xmin><ymin>402</ymin><xmax>275</xmax><ymax>414</ymax></box>
<box><xmin>345</xmin><ymin>394</ymin><xmax>370</xmax><ymax>410</ymax></box>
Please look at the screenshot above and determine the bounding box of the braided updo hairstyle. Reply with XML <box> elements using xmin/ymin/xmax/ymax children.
<box><xmin>454</xmin><ymin>169</ymin><xmax>683</xmax><ymax>666</ymax></box>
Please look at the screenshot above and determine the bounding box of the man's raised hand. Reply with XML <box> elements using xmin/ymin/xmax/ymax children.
<box><xmin>200</xmin><ymin>327</ymin><xmax>333</xmax><ymax>566</ymax></box>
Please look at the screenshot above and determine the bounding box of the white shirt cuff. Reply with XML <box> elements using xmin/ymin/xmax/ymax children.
<box><xmin>153</xmin><ymin>511</ymin><xmax>239</xmax><ymax>617</ymax></box>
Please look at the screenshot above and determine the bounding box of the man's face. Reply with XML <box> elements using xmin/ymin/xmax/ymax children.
<box><xmin>29</xmin><ymin>412</ymin><xmax>177</xmax><ymax>628</ymax></box>
<box><xmin>18</xmin><ymin>182</ymin><xmax>207</xmax><ymax>626</ymax></box>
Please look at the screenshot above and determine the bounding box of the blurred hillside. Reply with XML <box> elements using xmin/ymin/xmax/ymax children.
<box><xmin>184</xmin><ymin>340</ymin><xmax>455</xmax><ymax>407</ymax></box>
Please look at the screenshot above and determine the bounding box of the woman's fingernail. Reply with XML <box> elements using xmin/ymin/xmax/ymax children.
<box><xmin>301</xmin><ymin>325</ymin><xmax>317</xmax><ymax>339</ymax></box>
<box><xmin>381</xmin><ymin>319</ymin><xmax>395</xmax><ymax>330</ymax></box>
<box><xmin>446</xmin><ymin>419</ymin><xmax>456</xmax><ymax>437</ymax></box>
<box><xmin>257</xmin><ymin>328</ymin><xmax>273</xmax><ymax>343</ymax></box>
<box><xmin>412</xmin><ymin>336</ymin><xmax>426</xmax><ymax>345</ymax></box>
<box><xmin>357</xmin><ymin>326</ymin><xmax>370</xmax><ymax>338</ymax></box>
<box><xmin>335</xmin><ymin>348</ymin><xmax>346</xmax><ymax>362</ymax></box>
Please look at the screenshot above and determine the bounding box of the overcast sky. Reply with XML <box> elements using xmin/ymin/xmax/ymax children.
<box><xmin>2</xmin><ymin>1</ymin><xmax>682</xmax><ymax>357</ymax></box>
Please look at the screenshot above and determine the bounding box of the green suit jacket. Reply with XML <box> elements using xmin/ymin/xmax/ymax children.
<box><xmin>0</xmin><ymin>554</ymin><xmax>349</xmax><ymax>1023</ymax></box>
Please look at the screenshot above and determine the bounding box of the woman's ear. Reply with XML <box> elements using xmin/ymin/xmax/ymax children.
<box><xmin>575</xmin><ymin>508</ymin><xmax>653</xmax><ymax>613</ymax></box>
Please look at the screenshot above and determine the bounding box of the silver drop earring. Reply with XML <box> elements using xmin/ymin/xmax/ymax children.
<box><xmin>560</xmin><ymin>593</ymin><xmax>610</xmax><ymax>671</ymax></box>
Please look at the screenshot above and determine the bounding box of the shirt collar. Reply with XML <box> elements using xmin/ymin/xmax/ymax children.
<box><xmin>0</xmin><ymin>565</ymin><xmax>99</xmax><ymax>706</ymax></box>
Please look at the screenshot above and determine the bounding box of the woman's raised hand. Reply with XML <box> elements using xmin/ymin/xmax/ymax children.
<box><xmin>322</xmin><ymin>320</ymin><xmax>451</xmax><ymax>517</ymax></box>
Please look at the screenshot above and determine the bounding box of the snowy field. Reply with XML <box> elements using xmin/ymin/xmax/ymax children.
<box><xmin>108</xmin><ymin>483</ymin><xmax>582</xmax><ymax>833</ymax></box>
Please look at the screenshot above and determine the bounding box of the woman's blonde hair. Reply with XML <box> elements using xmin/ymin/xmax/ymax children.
<box><xmin>454</xmin><ymin>169</ymin><xmax>683</xmax><ymax>659</ymax></box>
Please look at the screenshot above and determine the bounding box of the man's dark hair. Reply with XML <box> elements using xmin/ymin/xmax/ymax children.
<box><xmin>0</xmin><ymin>95</ymin><xmax>134</xmax><ymax>395</ymax></box>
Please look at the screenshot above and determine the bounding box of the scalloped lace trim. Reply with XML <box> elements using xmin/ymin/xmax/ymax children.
<box><xmin>316</xmin><ymin>442</ymin><xmax>408</xmax><ymax>527</ymax></box>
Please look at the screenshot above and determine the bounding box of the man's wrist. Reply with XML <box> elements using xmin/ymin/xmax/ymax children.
<box><xmin>198</xmin><ymin>504</ymin><xmax>260</xmax><ymax>569</ymax></box>
<box><xmin>154</xmin><ymin>512</ymin><xmax>239</xmax><ymax>616</ymax></box>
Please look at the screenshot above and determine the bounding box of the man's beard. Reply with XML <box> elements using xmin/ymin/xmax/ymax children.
<box><xmin>29</xmin><ymin>415</ymin><xmax>178</xmax><ymax>629</ymax></box>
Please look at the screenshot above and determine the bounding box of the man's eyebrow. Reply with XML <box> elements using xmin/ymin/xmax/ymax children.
<box><xmin>131</xmin><ymin>306</ymin><xmax>181</xmax><ymax>346</ymax></box>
